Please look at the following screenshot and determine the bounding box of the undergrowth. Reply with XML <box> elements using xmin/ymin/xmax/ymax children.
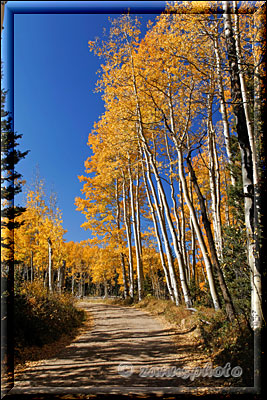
<box><xmin>196</xmin><ymin>308</ymin><xmax>254</xmax><ymax>386</ymax></box>
<box><xmin>14</xmin><ymin>281</ymin><xmax>85</xmax><ymax>357</ymax></box>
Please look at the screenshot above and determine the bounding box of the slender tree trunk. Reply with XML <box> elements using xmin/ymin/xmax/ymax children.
<box><xmin>163</xmin><ymin>130</ymin><xmax>192</xmax><ymax>306</ymax></box>
<box><xmin>30</xmin><ymin>251</ymin><xmax>34</xmax><ymax>282</ymax></box>
<box><xmin>104</xmin><ymin>279</ymin><xmax>108</xmax><ymax>298</ymax></box>
<box><xmin>188</xmin><ymin>171</ymin><xmax>196</xmax><ymax>283</ymax></box>
<box><xmin>138</xmin><ymin>127</ymin><xmax>186</xmax><ymax>305</ymax></box>
<box><xmin>234</xmin><ymin>0</ymin><xmax>262</xmax><ymax>333</ymax></box>
<box><xmin>177</xmin><ymin>146</ymin><xmax>220</xmax><ymax>310</ymax></box>
<box><xmin>167</xmin><ymin>88</ymin><xmax>190</xmax><ymax>281</ymax></box>
<box><xmin>131</xmin><ymin>94</ymin><xmax>184</xmax><ymax>305</ymax></box>
<box><xmin>122</xmin><ymin>173</ymin><xmax>134</xmax><ymax>298</ymax></box>
<box><xmin>115</xmin><ymin>179</ymin><xmax>129</xmax><ymax>298</ymax></box>
<box><xmin>252</xmin><ymin>4</ymin><xmax>264</xmax><ymax>336</ymax></box>
<box><xmin>190</xmin><ymin>219</ymin><xmax>196</xmax><ymax>283</ymax></box>
<box><xmin>201</xmin><ymin>261</ymin><xmax>207</xmax><ymax>284</ymax></box>
<box><xmin>143</xmin><ymin>147</ymin><xmax>180</xmax><ymax>305</ymax></box>
<box><xmin>179</xmin><ymin>179</ymin><xmax>189</xmax><ymax>281</ymax></box>
<box><xmin>121</xmin><ymin>253</ymin><xmax>129</xmax><ymax>299</ymax></box>
<box><xmin>223</xmin><ymin>1</ymin><xmax>261</xmax><ymax>330</ymax></box>
<box><xmin>233</xmin><ymin>1</ymin><xmax>258</xmax><ymax>187</ymax></box>
<box><xmin>128</xmin><ymin>160</ymin><xmax>144</xmax><ymax>301</ymax></box>
<box><xmin>187</xmin><ymin>155</ymin><xmax>236</xmax><ymax>322</ymax></box>
<box><xmin>129</xmin><ymin>37</ymin><xmax>190</xmax><ymax>307</ymax></box>
<box><xmin>149</xmin><ymin>75</ymin><xmax>220</xmax><ymax>307</ymax></box>
<box><xmin>72</xmin><ymin>273</ymin><xmax>75</xmax><ymax>295</ymax></box>
<box><xmin>79</xmin><ymin>273</ymin><xmax>83</xmax><ymax>298</ymax></box>
<box><xmin>140</xmin><ymin>148</ymin><xmax>175</xmax><ymax>302</ymax></box>
<box><xmin>127</xmin><ymin>43</ymin><xmax>178</xmax><ymax>302</ymax></box>
<box><xmin>135</xmin><ymin>167</ymin><xmax>143</xmax><ymax>258</ymax></box>
<box><xmin>57</xmin><ymin>261</ymin><xmax>65</xmax><ymax>294</ymax></box>
<box><xmin>57</xmin><ymin>266</ymin><xmax>61</xmax><ymax>293</ymax></box>
<box><xmin>214</xmin><ymin>24</ymin><xmax>236</xmax><ymax>186</ymax></box>
<box><xmin>207</xmin><ymin>89</ymin><xmax>223</xmax><ymax>260</ymax></box>
<box><xmin>47</xmin><ymin>237</ymin><xmax>52</xmax><ymax>292</ymax></box>
<box><xmin>159</xmin><ymin>80</ymin><xmax>221</xmax><ymax>310</ymax></box>
<box><xmin>61</xmin><ymin>260</ymin><xmax>65</xmax><ymax>292</ymax></box>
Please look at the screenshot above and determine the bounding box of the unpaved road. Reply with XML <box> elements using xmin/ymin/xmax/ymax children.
<box><xmin>10</xmin><ymin>301</ymin><xmax>229</xmax><ymax>396</ymax></box>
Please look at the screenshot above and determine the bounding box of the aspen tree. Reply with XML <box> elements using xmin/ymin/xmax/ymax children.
<box><xmin>213</xmin><ymin>21</ymin><xmax>236</xmax><ymax>186</ymax></box>
<box><xmin>142</xmin><ymin>146</ymin><xmax>180</xmax><ymax>305</ymax></box>
<box><xmin>122</xmin><ymin>22</ymin><xmax>192</xmax><ymax>306</ymax></box>
<box><xmin>140</xmin><ymin>147</ymin><xmax>175</xmax><ymax>302</ymax></box>
<box><xmin>122</xmin><ymin>172</ymin><xmax>134</xmax><ymax>298</ymax></box>
<box><xmin>47</xmin><ymin>237</ymin><xmax>52</xmax><ymax>292</ymax></box>
<box><xmin>222</xmin><ymin>0</ymin><xmax>261</xmax><ymax>330</ymax></box>
<box><xmin>128</xmin><ymin>158</ymin><xmax>144</xmax><ymax>300</ymax></box>
<box><xmin>207</xmin><ymin>85</ymin><xmax>223</xmax><ymax>260</ymax></box>
<box><xmin>115</xmin><ymin>179</ymin><xmax>129</xmax><ymax>298</ymax></box>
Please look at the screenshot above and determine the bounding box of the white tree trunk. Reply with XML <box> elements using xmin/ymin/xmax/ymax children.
<box><xmin>122</xmin><ymin>173</ymin><xmax>134</xmax><ymax>298</ymax></box>
<box><xmin>163</xmin><ymin>129</ymin><xmax>192</xmax><ymax>307</ymax></box>
<box><xmin>127</xmin><ymin>46</ymin><xmax>181</xmax><ymax>304</ymax></box>
<box><xmin>141</xmin><ymin>150</ymin><xmax>175</xmax><ymax>302</ymax></box>
<box><xmin>176</xmin><ymin>147</ymin><xmax>220</xmax><ymax>310</ymax></box>
<box><xmin>128</xmin><ymin>161</ymin><xmax>144</xmax><ymax>301</ymax></box>
<box><xmin>48</xmin><ymin>237</ymin><xmax>52</xmax><ymax>292</ymax></box>
<box><xmin>115</xmin><ymin>179</ymin><xmax>129</xmax><ymax>298</ymax></box>
<box><xmin>214</xmin><ymin>25</ymin><xmax>236</xmax><ymax>186</ymax></box>
<box><xmin>223</xmin><ymin>0</ymin><xmax>261</xmax><ymax>330</ymax></box>
<box><xmin>143</xmin><ymin>147</ymin><xmax>180</xmax><ymax>305</ymax></box>
<box><xmin>233</xmin><ymin>1</ymin><xmax>258</xmax><ymax>187</ymax></box>
<box><xmin>71</xmin><ymin>273</ymin><xmax>75</xmax><ymax>295</ymax></box>
<box><xmin>30</xmin><ymin>250</ymin><xmax>34</xmax><ymax>283</ymax></box>
<box><xmin>207</xmin><ymin>90</ymin><xmax>223</xmax><ymax>260</ymax></box>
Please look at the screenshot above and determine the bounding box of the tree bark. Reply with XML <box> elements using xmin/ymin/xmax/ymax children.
<box><xmin>115</xmin><ymin>179</ymin><xmax>129</xmax><ymax>298</ymax></box>
<box><xmin>122</xmin><ymin>173</ymin><xmax>134</xmax><ymax>298</ymax></box>
<box><xmin>141</xmin><ymin>148</ymin><xmax>175</xmax><ymax>303</ymax></box>
<box><xmin>30</xmin><ymin>250</ymin><xmax>34</xmax><ymax>282</ymax></box>
<box><xmin>213</xmin><ymin>23</ymin><xmax>236</xmax><ymax>186</ymax></box>
<box><xmin>207</xmin><ymin>89</ymin><xmax>223</xmax><ymax>260</ymax></box>
<box><xmin>142</xmin><ymin>146</ymin><xmax>180</xmax><ymax>305</ymax></box>
<box><xmin>176</xmin><ymin>146</ymin><xmax>220</xmax><ymax>310</ymax></box>
<box><xmin>163</xmin><ymin>129</ymin><xmax>192</xmax><ymax>307</ymax></box>
<box><xmin>223</xmin><ymin>0</ymin><xmax>261</xmax><ymax>330</ymax></box>
<box><xmin>48</xmin><ymin>237</ymin><xmax>53</xmax><ymax>292</ymax></box>
<box><xmin>187</xmin><ymin>155</ymin><xmax>236</xmax><ymax>322</ymax></box>
<box><xmin>128</xmin><ymin>161</ymin><xmax>144</xmax><ymax>301</ymax></box>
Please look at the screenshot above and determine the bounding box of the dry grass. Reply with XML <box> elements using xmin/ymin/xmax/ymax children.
<box><xmin>14</xmin><ymin>308</ymin><xmax>93</xmax><ymax>375</ymax></box>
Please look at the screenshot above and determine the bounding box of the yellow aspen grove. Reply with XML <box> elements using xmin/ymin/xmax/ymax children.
<box><xmin>13</xmin><ymin>179</ymin><xmax>66</xmax><ymax>289</ymax></box>
<box><xmin>6</xmin><ymin>4</ymin><xmax>263</xmax><ymax>391</ymax></box>
<box><xmin>75</xmin><ymin>2</ymin><xmax>263</xmax><ymax>330</ymax></box>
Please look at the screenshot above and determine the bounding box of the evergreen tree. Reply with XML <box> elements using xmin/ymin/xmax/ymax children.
<box><xmin>1</xmin><ymin>67</ymin><xmax>29</xmax><ymax>250</ymax></box>
<box><xmin>1</xmin><ymin>64</ymin><xmax>29</xmax><ymax>391</ymax></box>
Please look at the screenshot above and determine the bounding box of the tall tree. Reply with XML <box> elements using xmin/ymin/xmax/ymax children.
<box><xmin>1</xmin><ymin>65</ymin><xmax>29</xmax><ymax>390</ymax></box>
<box><xmin>222</xmin><ymin>0</ymin><xmax>262</xmax><ymax>331</ymax></box>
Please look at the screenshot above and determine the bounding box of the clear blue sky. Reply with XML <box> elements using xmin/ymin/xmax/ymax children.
<box><xmin>2</xmin><ymin>1</ymin><xmax>167</xmax><ymax>243</ymax></box>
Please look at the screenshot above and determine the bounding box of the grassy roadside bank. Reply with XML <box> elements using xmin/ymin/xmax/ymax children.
<box><xmin>14</xmin><ymin>281</ymin><xmax>88</xmax><ymax>370</ymax></box>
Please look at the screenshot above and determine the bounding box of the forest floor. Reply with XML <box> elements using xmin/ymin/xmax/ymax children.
<box><xmin>9</xmin><ymin>299</ymin><xmax>250</xmax><ymax>397</ymax></box>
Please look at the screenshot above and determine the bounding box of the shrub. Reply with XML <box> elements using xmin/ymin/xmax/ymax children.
<box><xmin>14</xmin><ymin>281</ymin><xmax>85</xmax><ymax>350</ymax></box>
<box><xmin>196</xmin><ymin>309</ymin><xmax>254</xmax><ymax>386</ymax></box>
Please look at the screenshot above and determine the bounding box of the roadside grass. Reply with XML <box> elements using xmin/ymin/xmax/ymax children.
<box><xmin>14</xmin><ymin>281</ymin><xmax>87</xmax><ymax>368</ymax></box>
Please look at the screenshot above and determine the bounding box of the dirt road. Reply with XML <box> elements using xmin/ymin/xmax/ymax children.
<box><xmin>10</xmin><ymin>300</ymin><xmax>231</xmax><ymax>396</ymax></box>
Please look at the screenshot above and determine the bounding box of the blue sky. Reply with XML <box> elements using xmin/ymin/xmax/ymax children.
<box><xmin>2</xmin><ymin>1</ymin><xmax>167</xmax><ymax>242</ymax></box>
